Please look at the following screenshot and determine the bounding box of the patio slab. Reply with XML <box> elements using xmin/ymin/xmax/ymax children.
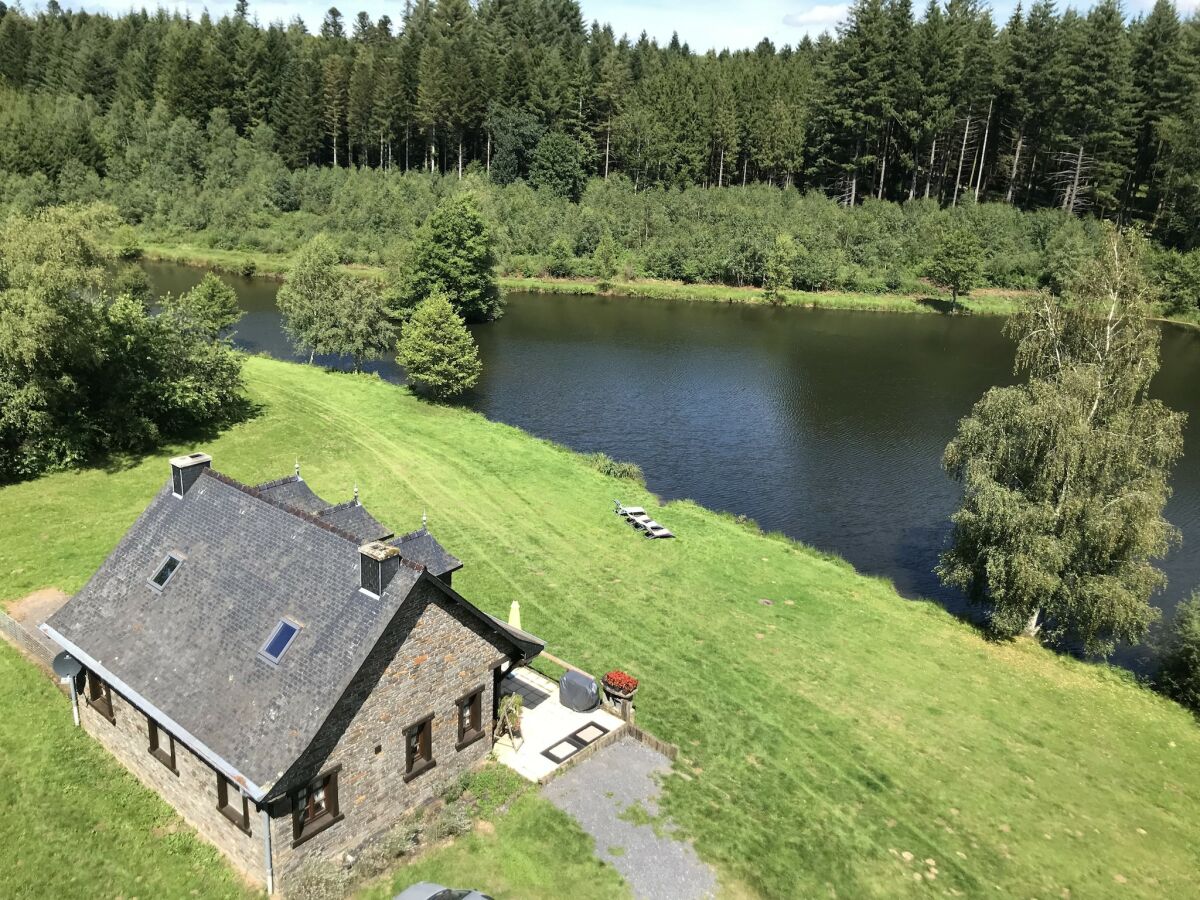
<box><xmin>494</xmin><ymin>666</ymin><xmax>625</xmax><ymax>782</ymax></box>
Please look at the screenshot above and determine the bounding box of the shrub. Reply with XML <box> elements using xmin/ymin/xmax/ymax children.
<box><xmin>546</xmin><ymin>236</ymin><xmax>575</xmax><ymax>277</ymax></box>
<box><xmin>429</xmin><ymin>801</ymin><xmax>473</xmax><ymax>840</ymax></box>
<box><xmin>111</xmin><ymin>224</ymin><xmax>143</xmax><ymax>260</ymax></box>
<box><xmin>1156</xmin><ymin>593</ymin><xmax>1200</xmax><ymax>713</ymax></box>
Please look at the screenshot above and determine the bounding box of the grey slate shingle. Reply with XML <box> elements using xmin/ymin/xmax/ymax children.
<box><xmin>316</xmin><ymin>501</ymin><xmax>392</xmax><ymax>543</ymax></box>
<box><xmin>254</xmin><ymin>476</ymin><xmax>330</xmax><ymax>514</ymax></box>
<box><xmin>389</xmin><ymin>529</ymin><xmax>463</xmax><ymax>577</ymax></box>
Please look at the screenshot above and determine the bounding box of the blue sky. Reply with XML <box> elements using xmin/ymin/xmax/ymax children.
<box><xmin>54</xmin><ymin>0</ymin><xmax>1192</xmax><ymax>52</ymax></box>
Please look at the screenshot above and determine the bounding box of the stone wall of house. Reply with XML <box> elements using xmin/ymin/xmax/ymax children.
<box><xmin>79</xmin><ymin>681</ymin><xmax>265</xmax><ymax>884</ymax></box>
<box><xmin>269</xmin><ymin>578</ymin><xmax>514</xmax><ymax>887</ymax></box>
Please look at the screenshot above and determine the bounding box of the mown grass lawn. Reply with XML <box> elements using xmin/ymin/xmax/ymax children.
<box><xmin>2</xmin><ymin>356</ymin><xmax>1199</xmax><ymax>897</ymax></box>
<box><xmin>0</xmin><ymin>642</ymin><xmax>256</xmax><ymax>899</ymax></box>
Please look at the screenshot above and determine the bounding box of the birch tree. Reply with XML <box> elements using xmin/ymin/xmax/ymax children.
<box><xmin>939</xmin><ymin>226</ymin><xmax>1184</xmax><ymax>656</ymax></box>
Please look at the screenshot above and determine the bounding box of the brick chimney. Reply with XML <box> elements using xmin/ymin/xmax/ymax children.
<box><xmin>359</xmin><ymin>541</ymin><xmax>401</xmax><ymax>597</ymax></box>
<box><xmin>170</xmin><ymin>452</ymin><xmax>212</xmax><ymax>498</ymax></box>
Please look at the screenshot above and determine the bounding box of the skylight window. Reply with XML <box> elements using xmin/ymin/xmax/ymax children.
<box><xmin>259</xmin><ymin>619</ymin><xmax>300</xmax><ymax>665</ymax></box>
<box><xmin>149</xmin><ymin>554</ymin><xmax>183</xmax><ymax>591</ymax></box>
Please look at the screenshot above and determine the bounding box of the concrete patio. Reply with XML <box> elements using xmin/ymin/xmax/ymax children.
<box><xmin>494</xmin><ymin>666</ymin><xmax>625</xmax><ymax>782</ymax></box>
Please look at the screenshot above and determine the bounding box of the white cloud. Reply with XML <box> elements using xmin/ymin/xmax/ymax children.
<box><xmin>782</xmin><ymin>3</ymin><xmax>848</xmax><ymax>36</ymax></box>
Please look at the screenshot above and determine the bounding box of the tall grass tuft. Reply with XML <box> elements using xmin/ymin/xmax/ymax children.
<box><xmin>583</xmin><ymin>452</ymin><xmax>645</xmax><ymax>484</ymax></box>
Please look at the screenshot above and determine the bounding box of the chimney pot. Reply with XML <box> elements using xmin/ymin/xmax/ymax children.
<box><xmin>359</xmin><ymin>541</ymin><xmax>401</xmax><ymax>596</ymax></box>
<box><xmin>170</xmin><ymin>452</ymin><xmax>212</xmax><ymax>497</ymax></box>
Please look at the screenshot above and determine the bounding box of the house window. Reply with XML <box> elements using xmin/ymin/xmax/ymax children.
<box><xmin>216</xmin><ymin>774</ymin><xmax>251</xmax><ymax>834</ymax></box>
<box><xmin>291</xmin><ymin>769</ymin><xmax>341</xmax><ymax>846</ymax></box>
<box><xmin>258</xmin><ymin>619</ymin><xmax>300</xmax><ymax>665</ymax></box>
<box><xmin>404</xmin><ymin>715</ymin><xmax>436</xmax><ymax>781</ymax></box>
<box><xmin>456</xmin><ymin>686</ymin><xmax>484</xmax><ymax>750</ymax></box>
<box><xmin>148</xmin><ymin>719</ymin><xmax>177</xmax><ymax>774</ymax></box>
<box><xmin>85</xmin><ymin>671</ymin><xmax>114</xmax><ymax>723</ymax></box>
<box><xmin>149</xmin><ymin>553</ymin><xmax>182</xmax><ymax>591</ymax></box>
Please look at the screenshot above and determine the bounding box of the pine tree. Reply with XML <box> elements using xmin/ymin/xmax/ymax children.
<box><xmin>321</xmin><ymin>54</ymin><xmax>348</xmax><ymax>166</ymax></box>
<box><xmin>1128</xmin><ymin>0</ymin><xmax>1189</xmax><ymax>218</ymax></box>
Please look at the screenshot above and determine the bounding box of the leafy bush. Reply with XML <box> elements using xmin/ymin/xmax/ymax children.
<box><xmin>111</xmin><ymin>225</ymin><xmax>143</xmax><ymax>260</ymax></box>
<box><xmin>546</xmin><ymin>236</ymin><xmax>574</xmax><ymax>277</ymax></box>
<box><xmin>1156</xmin><ymin>594</ymin><xmax>1200</xmax><ymax>713</ymax></box>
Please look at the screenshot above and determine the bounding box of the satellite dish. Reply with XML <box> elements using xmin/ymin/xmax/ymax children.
<box><xmin>53</xmin><ymin>651</ymin><xmax>83</xmax><ymax>679</ymax></box>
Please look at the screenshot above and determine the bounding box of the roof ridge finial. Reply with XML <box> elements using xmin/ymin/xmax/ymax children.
<box><xmin>294</xmin><ymin>459</ymin><xmax>301</xmax><ymax>479</ymax></box>
<box><xmin>422</xmin><ymin>508</ymin><xmax>427</xmax><ymax>530</ymax></box>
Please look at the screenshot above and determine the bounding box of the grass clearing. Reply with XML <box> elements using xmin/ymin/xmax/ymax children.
<box><xmin>2</xmin><ymin>356</ymin><xmax>1199</xmax><ymax>897</ymax></box>
<box><xmin>130</xmin><ymin>236</ymin><xmax>1200</xmax><ymax>328</ymax></box>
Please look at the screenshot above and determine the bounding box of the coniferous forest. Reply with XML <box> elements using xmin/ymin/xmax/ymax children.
<box><xmin>1</xmin><ymin>0</ymin><xmax>1199</xmax><ymax>304</ymax></box>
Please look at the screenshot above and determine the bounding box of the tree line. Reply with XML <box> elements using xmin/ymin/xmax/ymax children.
<box><xmin>0</xmin><ymin>0</ymin><xmax>1198</xmax><ymax>247</ymax></box>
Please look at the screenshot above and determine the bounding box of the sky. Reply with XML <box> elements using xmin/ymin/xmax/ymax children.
<box><xmin>50</xmin><ymin>0</ymin><xmax>1196</xmax><ymax>53</ymax></box>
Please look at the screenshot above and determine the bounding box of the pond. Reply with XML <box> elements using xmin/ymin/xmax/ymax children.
<box><xmin>142</xmin><ymin>260</ymin><xmax>1200</xmax><ymax>672</ymax></box>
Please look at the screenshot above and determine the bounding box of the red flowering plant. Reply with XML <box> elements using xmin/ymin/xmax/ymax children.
<box><xmin>603</xmin><ymin>670</ymin><xmax>639</xmax><ymax>694</ymax></box>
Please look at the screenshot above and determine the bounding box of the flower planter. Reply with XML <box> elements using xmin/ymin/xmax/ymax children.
<box><xmin>602</xmin><ymin>670</ymin><xmax>639</xmax><ymax>720</ymax></box>
<box><xmin>602</xmin><ymin>683</ymin><xmax>638</xmax><ymax>705</ymax></box>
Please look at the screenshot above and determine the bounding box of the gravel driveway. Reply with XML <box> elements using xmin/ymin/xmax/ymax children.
<box><xmin>542</xmin><ymin>738</ymin><xmax>716</xmax><ymax>899</ymax></box>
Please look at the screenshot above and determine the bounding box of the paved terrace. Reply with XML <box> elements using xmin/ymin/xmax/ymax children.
<box><xmin>494</xmin><ymin>666</ymin><xmax>625</xmax><ymax>782</ymax></box>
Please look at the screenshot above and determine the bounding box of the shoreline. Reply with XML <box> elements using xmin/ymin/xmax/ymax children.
<box><xmin>130</xmin><ymin>238</ymin><xmax>1200</xmax><ymax>328</ymax></box>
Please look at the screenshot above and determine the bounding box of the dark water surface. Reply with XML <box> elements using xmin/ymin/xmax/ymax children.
<box><xmin>144</xmin><ymin>261</ymin><xmax>1200</xmax><ymax>671</ymax></box>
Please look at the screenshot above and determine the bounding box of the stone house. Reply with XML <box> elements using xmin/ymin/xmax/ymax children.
<box><xmin>41</xmin><ymin>452</ymin><xmax>543</xmax><ymax>893</ymax></box>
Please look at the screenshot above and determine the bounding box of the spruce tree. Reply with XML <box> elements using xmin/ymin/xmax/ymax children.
<box><xmin>397</xmin><ymin>290</ymin><xmax>482</xmax><ymax>401</ymax></box>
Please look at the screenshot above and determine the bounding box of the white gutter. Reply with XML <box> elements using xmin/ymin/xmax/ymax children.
<box><xmin>261</xmin><ymin>806</ymin><xmax>274</xmax><ymax>894</ymax></box>
<box><xmin>40</xmin><ymin>623</ymin><xmax>268</xmax><ymax>802</ymax></box>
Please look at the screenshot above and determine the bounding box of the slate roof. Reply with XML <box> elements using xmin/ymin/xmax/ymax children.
<box><xmin>255</xmin><ymin>475</ymin><xmax>329</xmax><ymax>514</ymax></box>
<box><xmin>251</xmin><ymin>475</ymin><xmax>460</xmax><ymax>575</ymax></box>
<box><xmin>43</xmin><ymin>465</ymin><xmax>539</xmax><ymax>800</ymax></box>
<box><xmin>390</xmin><ymin>529</ymin><xmax>463</xmax><ymax>577</ymax></box>
<box><xmin>317</xmin><ymin>500</ymin><xmax>392</xmax><ymax>543</ymax></box>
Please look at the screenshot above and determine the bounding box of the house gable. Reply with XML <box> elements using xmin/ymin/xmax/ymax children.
<box><xmin>269</xmin><ymin>575</ymin><xmax>519</xmax><ymax>877</ymax></box>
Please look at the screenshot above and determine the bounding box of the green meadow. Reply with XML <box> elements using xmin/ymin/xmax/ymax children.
<box><xmin>2</xmin><ymin>356</ymin><xmax>1198</xmax><ymax>897</ymax></box>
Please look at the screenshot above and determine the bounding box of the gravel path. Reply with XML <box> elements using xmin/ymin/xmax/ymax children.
<box><xmin>542</xmin><ymin>738</ymin><xmax>716</xmax><ymax>900</ymax></box>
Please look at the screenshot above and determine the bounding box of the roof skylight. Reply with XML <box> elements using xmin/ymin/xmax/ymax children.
<box><xmin>149</xmin><ymin>554</ymin><xmax>182</xmax><ymax>591</ymax></box>
<box><xmin>259</xmin><ymin>619</ymin><xmax>300</xmax><ymax>665</ymax></box>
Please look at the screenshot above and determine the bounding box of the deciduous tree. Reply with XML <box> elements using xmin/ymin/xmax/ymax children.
<box><xmin>939</xmin><ymin>226</ymin><xmax>1185</xmax><ymax>656</ymax></box>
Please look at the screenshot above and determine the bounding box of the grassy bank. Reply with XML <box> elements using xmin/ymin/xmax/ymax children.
<box><xmin>130</xmin><ymin>236</ymin><xmax>1200</xmax><ymax>325</ymax></box>
<box><xmin>131</xmin><ymin>237</ymin><xmax>1028</xmax><ymax>315</ymax></box>
<box><xmin>2</xmin><ymin>356</ymin><xmax>1199</xmax><ymax>898</ymax></box>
